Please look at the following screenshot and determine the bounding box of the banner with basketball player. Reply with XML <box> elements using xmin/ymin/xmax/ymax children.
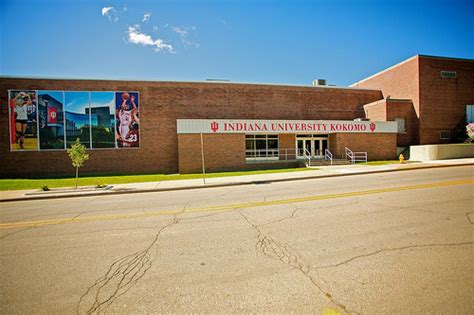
<box><xmin>115</xmin><ymin>91</ymin><xmax>140</xmax><ymax>148</ymax></box>
<box><xmin>8</xmin><ymin>90</ymin><xmax>38</xmax><ymax>151</ymax></box>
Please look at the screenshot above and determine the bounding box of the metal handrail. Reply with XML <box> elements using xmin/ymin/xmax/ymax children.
<box><xmin>345</xmin><ymin>147</ymin><xmax>354</xmax><ymax>163</ymax></box>
<box><xmin>245</xmin><ymin>148</ymin><xmax>339</xmax><ymax>164</ymax></box>
<box><xmin>245</xmin><ymin>148</ymin><xmax>298</xmax><ymax>161</ymax></box>
<box><xmin>324</xmin><ymin>149</ymin><xmax>333</xmax><ymax>166</ymax></box>
<box><xmin>245</xmin><ymin>149</ymin><xmax>279</xmax><ymax>156</ymax></box>
<box><xmin>353</xmin><ymin>151</ymin><xmax>368</xmax><ymax>164</ymax></box>
<box><xmin>304</xmin><ymin>148</ymin><xmax>312</xmax><ymax>167</ymax></box>
<box><xmin>345</xmin><ymin>147</ymin><xmax>367</xmax><ymax>164</ymax></box>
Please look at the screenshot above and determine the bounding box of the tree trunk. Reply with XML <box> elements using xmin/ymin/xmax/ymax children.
<box><xmin>75</xmin><ymin>167</ymin><xmax>79</xmax><ymax>189</ymax></box>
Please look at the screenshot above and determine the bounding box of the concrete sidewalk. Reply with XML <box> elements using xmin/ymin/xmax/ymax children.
<box><xmin>1</xmin><ymin>158</ymin><xmax>473</xmax><ymax>202</ymax></box>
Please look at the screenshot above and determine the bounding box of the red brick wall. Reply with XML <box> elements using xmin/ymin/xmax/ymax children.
<box><xmin>328</xmin><ymin>134</ymin><xmax>338</xmax><ymax>156</ymax></box>
<box><xmin>364</xmin><ymin>99</ymin><xmax>387</xmax><ymax>121</ymax></box>
<box><xmin>352</xmin><ymin>56</ymin><xmax>420</xmax><ymax>117</ymax></box>
<box><xmin>418</xmin><ymin>56</ymin><xmax>474</xmax><ymax>144</ymax></box>
<box><xmin>352</xmin><ymin>56</ymin><xmax>420</xmax><ymax>144</ymax></box>
<box><xmin>385</xmin><ymin>100</ymin><xmax>417</xmax><ymax>147</ymax></box>
<box><xmin>331</xmin><ymin>133</ymin><xmax>397</xmax><ymax>161</ymax></box>
<box><xmin>364</xmin><ymin>99</ymin><xmax>416</xmax><ymax>147</ymax></box>
<box><xmin>278</xmin><ymin>134</ymin><xmax>296</xmax><ymax>160</ymax></box>
<box><xmin>353</xmin><ymin>55</ymin><xmax>474</xmax><ymax>145</ymax></box>
<box><xmin>0</xmin><ymin>78</ymin><xmax>383</xmax><ymax>177</ymax></box>
<box><xmin>178</xmin><ymin>133</ymin><xmax>302</xmax><ymax>173</ymax></box>
<box><xmin>178</xmin><ymin>134</ymin><xmax>246</xmax><ymax>174</ymax></box>
<box><xmin>3</xmin><ymin>57</ymin><xmax>470</xmax><ymax>177</ymax></box>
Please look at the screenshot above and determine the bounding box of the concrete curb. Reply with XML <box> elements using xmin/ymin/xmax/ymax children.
<box><xmin>1</xmin><ymin>162</ymin><xmax>472</xmax><ymax>203</ymax></box>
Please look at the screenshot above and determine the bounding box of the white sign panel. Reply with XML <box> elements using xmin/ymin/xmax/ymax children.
<box><xmin>177</xmin><ymin>119</ymin><xmax>398</xmax><ymax>134</ymax></box>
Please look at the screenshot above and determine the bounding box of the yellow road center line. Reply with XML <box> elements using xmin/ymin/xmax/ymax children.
<box><xmin>1</xmin><ymin>179</ymin><xmax>472</xmax><ymax>230</ymax></box>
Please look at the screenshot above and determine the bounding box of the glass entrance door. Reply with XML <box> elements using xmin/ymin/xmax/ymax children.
<box><xmin>296</xmin><ymin>136</ymin><xmax>328</xmax><ymax>158</ymax></box>
<box><xmin>297</xmin><ymin>138</ymin><xmax>313</xmax><ymax>157</ymax></box>
<box><xmin>314</xmin><ymin>137</ymin><xmax>328</xmax><ymax>158</ymax></box>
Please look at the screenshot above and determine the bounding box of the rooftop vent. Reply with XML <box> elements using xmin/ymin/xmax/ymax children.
<box><xmin>206</xmin><ymin>78</ymin><xmax>230</xmax><ymax>82</ymax></box>
<box><xmin>312</xmin><ymin>79</ymin><xmax>327</xmax><ymax>86</ymax></box>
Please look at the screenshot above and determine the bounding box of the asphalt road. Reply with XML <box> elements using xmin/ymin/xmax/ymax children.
<box><xmin>0</xmin><ymin>166</ymin><xmax>473</xmax><ymax>314</ymax></box>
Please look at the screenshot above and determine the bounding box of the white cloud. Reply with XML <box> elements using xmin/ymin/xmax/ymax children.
<box><xmin>171</xmin><ymin>25</ymin><xmax>199</xmax><ymax>48</ymax></box>
<box><xmin>152</xmin><ymin>25</ymin><xmax>159</xmax><ymax>32</ymax></box>
<box><xmin>101</xmin><ymin>6</ymin><xmax>119</xmax><ymax>22</ymax></box>
<box><xmin>143</xmin><ymin>12</ymin><xmax>151</xmax><ymax>23</ymax></box>
<box><xmin>171</xmin><ymin>26</ymin><xmax>187</xmax><ymax>36</ymax></box>
<box><xmin>101</xmin><ymin>6</ymin><xmax>113</xmax><ymax>16</ymax></box>
<box><xmin>127</xmin><ymin>25</ymin><xmax>174</xmax><ymax>53</ymax></box>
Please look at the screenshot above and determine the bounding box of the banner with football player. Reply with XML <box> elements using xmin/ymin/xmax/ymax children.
<box><xmin>115</xmin><ymin>92</ymin><xmax>140</xmax><ymax>148</ymax></box>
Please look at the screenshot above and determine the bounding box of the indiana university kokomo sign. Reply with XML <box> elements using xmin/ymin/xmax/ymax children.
<box><xmin>177</xmin><ymin>119</ymin><xmax>399</xmax><ymax>134</ymax></box>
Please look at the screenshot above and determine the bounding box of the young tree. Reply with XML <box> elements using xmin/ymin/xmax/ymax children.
<box><xmin>67</xmin><ymin>138</ymin><xmax>89</xmax><ymax>189</ymax></box>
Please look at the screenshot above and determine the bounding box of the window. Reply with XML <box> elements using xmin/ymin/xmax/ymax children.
<box><xmin>394</xmin><ymin>118</ymin><xmax>406</xmax><ymax>133</ymax></box>
<box><xmin>245</xmin><ymin>134</ymin><xmax>279</xmax><ymax>160</ymax></box>
<box><xmin>441</xmin><ymin>71</ymin><xmax>457</xmax><ymax>79</ymax></box>
<box><xmin>439</xmin><ymin>131</ymin><xmax>451</xmax><ymax>140</ymax></box>
<box><xmin>467</xmin><ymin>105</ymin><xmax>474</xmax><ymax>124</ymax></box>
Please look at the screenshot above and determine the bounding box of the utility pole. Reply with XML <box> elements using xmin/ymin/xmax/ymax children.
<box><xmin>200</xmin><ymin>132</ymin><xmax>206</xmax><ymax>184</ymax></box>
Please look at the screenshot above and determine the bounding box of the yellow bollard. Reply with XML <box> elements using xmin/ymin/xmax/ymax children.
<box><xmin>399</xmin><ymin>154</ymin><xmax>405</xmax><ymax>164</ymax></box>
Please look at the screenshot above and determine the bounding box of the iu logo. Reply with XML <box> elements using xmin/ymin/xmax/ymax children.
<box><xmin>370</xmin><ymin>122</ymin><xmax>376</xmax><ymax>132</ymax></box>
<box><xmin>48</xmin><ymin>107</ymin><xmax>58</xmax><ymax>124</ymax></box>
<box><xmin>210</xmin><ymin>121</ymin><xmax>219</xmax><ymax>132</ymax></box>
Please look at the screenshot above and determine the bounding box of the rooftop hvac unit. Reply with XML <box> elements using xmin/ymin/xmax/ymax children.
<box><xmin>312</xmin><ymin>79</ymin><xmax>327</xmax><ymax>86</ymax></box>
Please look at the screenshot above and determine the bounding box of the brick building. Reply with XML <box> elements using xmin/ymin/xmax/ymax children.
<box><xmin>1</xmin><ymin>55</ymin><xmax>472</xmax><ymax>177</ymax></box>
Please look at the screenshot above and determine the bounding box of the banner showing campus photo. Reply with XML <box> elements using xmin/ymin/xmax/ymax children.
<box><xmin>115</xmin><ymin>91</ymin><xmax>139</xmax><ymax>148</ymax></box>
<box><xmin>65</xmin><ymin>92</ymin><xmax>91</xmax><ymax>148</ymax></box>
<box><xmin>38</xmin><ymin>91</ymin><xmax>65</xmax><ymax>150</ymax></box>
<box><xmin>91</xmin><ymin>92</ymin><xmax>116</xmax><ymax>148</ymax></box>
<box><xmin>9</xmin><ymin>90</ymin><xmax>38</xmax><ymax>151</ymax></box>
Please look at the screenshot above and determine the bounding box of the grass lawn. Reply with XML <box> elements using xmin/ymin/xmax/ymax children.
<box><xmin>0</xmin><ymin>168</ymin><xmax>313</xmax><ymax>191</ymax></box>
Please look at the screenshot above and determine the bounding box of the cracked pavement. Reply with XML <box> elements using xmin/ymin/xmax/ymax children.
<box><xmin>0</xmin><ymin>166</ymin><xmax>473</xmax><ymax>314</ymax></box>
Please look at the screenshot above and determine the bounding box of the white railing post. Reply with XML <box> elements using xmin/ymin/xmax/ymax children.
<box><xmin>351</xmin><ymin>151</ymin><xmax>368</xmax><ymax>164</ymax></box>
<box><xmin>345</xmin><ymin>147</ymin><xmax>354</xmax><ymax>164</ymax></box>
<box><xmin>325</xmin><ymin>149</ymin><xmax>333</xmax><ymax>166</ymax></box>
<box><xmin>304</xmin><ymin>148</ymin><xmax>311</xmax><ymax>167</ymax></box>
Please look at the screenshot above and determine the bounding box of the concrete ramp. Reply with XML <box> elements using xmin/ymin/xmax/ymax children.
<box><xmin>410</xmin><ymin>143</ymin><xmax>474</xmax><ymax>161</ymax></box>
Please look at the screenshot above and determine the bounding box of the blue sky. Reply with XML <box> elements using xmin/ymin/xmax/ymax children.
<box><xmin>1</xmin><ymin>0</ymin><xmax>472</xmax><ymax>86</ymax></box>
<box><xmin>91</xmin><ymin>92</ymin><xmax>115</xmax><ymax>111</ymax></box>
<box><xmin>65</xmin><ymin>92</ymin><xmax>89</xmax><ymax>114</ymax></box>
